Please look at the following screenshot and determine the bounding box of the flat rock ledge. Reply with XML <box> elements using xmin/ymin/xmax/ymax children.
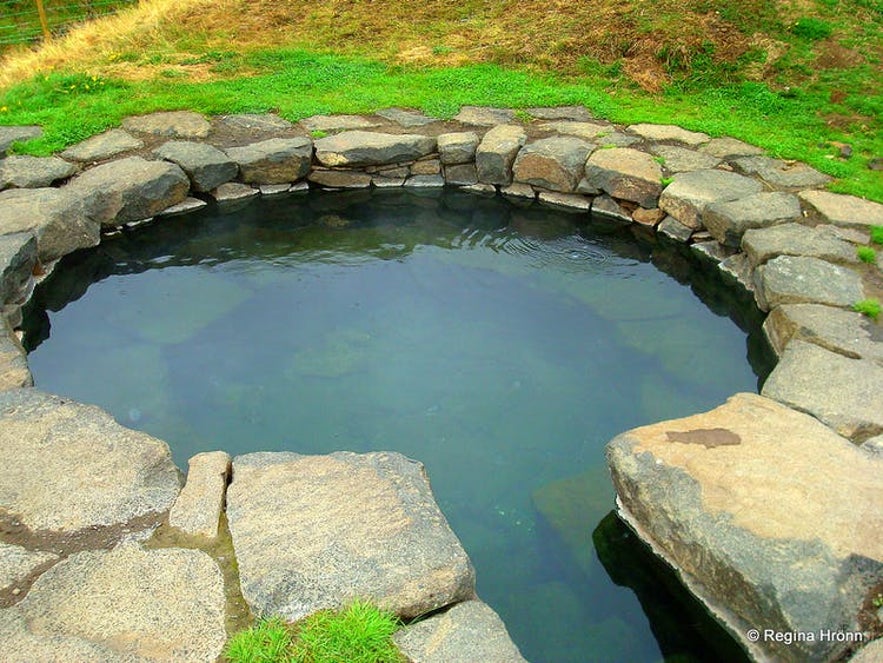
<box><xmin>606</xmin><ymin>392</ymin><xmax>883</xmax><ymax>663</ymax></box>
<box><xmin>227</xmin><ymin>451</ymin><xmax>476</xmax><ymax>622</ymax></box>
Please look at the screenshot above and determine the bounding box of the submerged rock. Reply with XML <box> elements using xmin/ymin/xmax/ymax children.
<box><xmin>606</xmin><ymin>392</ymin><xmax>883</xmax><ymax>663</ymax></box>
<box><xmin>227</xmin><ymin>451</ymin><xmax>475</xmax><ymax>621</ymax></box>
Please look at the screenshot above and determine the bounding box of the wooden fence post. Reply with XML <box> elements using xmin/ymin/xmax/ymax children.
<box><xmin>34</xmin><ymin>0</ymin><xmax>51</xmax><ymax>40</ymax></box>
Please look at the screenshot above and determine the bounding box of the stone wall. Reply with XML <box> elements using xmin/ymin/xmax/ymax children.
<box><xmin>0</xmin><ymin>106</ymin><xmax>882</xmax><ymax>661</ymax></box>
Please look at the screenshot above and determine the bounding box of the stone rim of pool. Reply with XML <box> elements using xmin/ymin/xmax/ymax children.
<box><xmin>0</xmin><ymin>108</ymin><xmax>881</xmax><ymax>663</ymax></box>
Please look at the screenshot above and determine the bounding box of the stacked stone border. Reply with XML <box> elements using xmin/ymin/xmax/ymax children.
<box><xmin>0</xmin><ymin>105</ymin><xmax>882</xmax><ymax>662</ymax></box>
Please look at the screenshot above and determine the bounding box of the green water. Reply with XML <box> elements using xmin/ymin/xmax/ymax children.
<box><xmin>24</xmin><ymin>189</ymin><xmax>765</xmax><ymax>662</ymax></box>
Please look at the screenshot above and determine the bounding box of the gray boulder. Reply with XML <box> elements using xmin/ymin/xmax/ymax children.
<box><xmin>0</xmin><ymin>188</ymin><xmax>99</xmax><ymax>262</ymax></box>
<box><xmin>60</xmin><ymin>129</ymin><xmax>143</xmax><ymax>163</ymax></box>
<box><xmin>444</xmin><ymin>163</ymin><xmax>478</xmax><ymax>186</ymax></box>
<box><xmin>453</xmin><ymin>106</ymin><xmax>515</xmax><ymax>125</ymax></box>
<box><xmin>584</xmin><ymin>147</ymin><xmax>662</xmax><ymax>207</ymax></box>
<box><xmin>301</xmin><ymin>114</ymin><xmax>381</xmax><ymax>132</ymax></box>
<box><xmin>0</xmin><ymin>155</ymin><xmax>77</xmax><ymax>190</ymax></box>
<box><xmin>475</xmin><ymin>126</ymin><xmax>526</xmax><ymax>185</ymax></box>
<box><xmin>315</xmin><ymin>131</ymin><xmax>435</xmax><ymax>168</ymax></box>
<box><xmin>734</xmin><ymin>155</ymin><xmax>832</xmax><ymax>190</ymax></box>
<box><xmin>0</xmin><ymin>318</ymin><xmax>31</xmax><ymax>391</ymax></box>
<box><xmin>657</xmin><ymin>215</ymin><xmax>693</xmax><ymax>242</ymax></box>
<box><xmin>539</xmin><ymin>120</ymin><xmax>611</xmax><ymax>141</ymax></box>
<box><xmin>527</xmin><ymin>106</ymin><xmax>593</xmax><ymax>121</ymax></box>
<box><xmin>211</xmin><ymin>182</ymin><xmax>259</xmax><ymax>202</ymax></box>
<box><xmin>70</xmin><ymin>156</ymin><xmax>189</xmax><ymax>227</ymax></box>
<box><xmin>763</xmin><ymin>303</ymin><xmax>883</xmax><ymax>366</ymax></box>
<box><xmin>217</xmin><ymin>113</ymin><xmax>295</xmax><ymax>132</ymax></box>
<box><xmin>394</xmin><ymin>600</ymin><xmax>527</xmax><ymax>663</ymax></box>
<box><xmin>154</xmin><ymin>140</ymin><xmax>237</xmax><ymax>192</ymax></box>
<box><xmin>0</xmin><ymin>232</ymin><xmax>36</xmax><ymax>309</ymax></box>
<box><xmin>376</xmin><ymin>108</ymin><xmax>435</xmax><ymax>127</ymax></box>
<box><xmin>753</xmin><ymin>255</ymin><xmax>865</xmax><ymax>310</ymax></box>
<box><xmin>703</xmin><ymin>192</ymin><xmax>801</xmax><ymax>246</ymax></box>
<box><xmin>799</xmin><ymin>190</ymin><xmax>883</xmax><ymax>231</ymax></box>
<box><xmin>225</xmin><ymin>137</ymin><xmax>312</xmax><ymax>184</ymax></box>
<box><xmin>226</xmin><ymin>451</ymin><xmax>475</xmax><ymax>621</ymax></box>
<box><xmin>0</xmin><ymin>389</ymin><xmax>181</xmax><ymax>534</ymax></box>
<box><xmin>626</xmin><ymin>123</ymin><xmax>709</xmax><ymax>146</ymax></box>
<box><xmin>168</xmin><ymin>451</ymin><xmax>231</xmax><ymax>540</ymax></box>
<box><xmin>659</xmin><ymin>169</ymin><xmax>764</xmax><ymax>229</ymax></box>
<box><xmin>512</xmin><ymin>136</ymin><xmax>592</xmax><ymax>192</ymax></box>
<box><xmin>121</xmin><ymin>111</ymin><xmax>211</xmax><ymax>139</ymax></box>
<box><xmin>1</xmin><ymin>542</ymin><xmax>226</xmax><ymax>662</ymax></box>
<box><xmin>0</xmin><ymin>126</ymin><xmax>41</xmax><ymax>156</ymax></box>
<box><xmin>761</xmin><ymin>340</ymin><xmax>883</xmax><ymax>441</ymax></box>
<box><xmin>699</xmin><ymin>137</ymin><xmax>765</xmax><ymax>159</ymax></box>
<box><xmin>307</xmin><ymin>170</ymin><xmax>372</xmax><ymax>188</ymax></box>
<box><xmin>649</xmin><ymin>145</ymin><xmax>721</xmax><ymax>172</ymax></box>
<box><xmin>437</xmin><ymin>132</ymin><xmax>479</xmax><ymax>165</ymax></box>
<box><xmin>607</xmin><ymin>392</ymin><xmax>883</xmax><ymax>663</ymax></box>
<box><xmin>742</xmin><ymin>222</ymin><xmax>861</xmax><ymax>267</ymax></box>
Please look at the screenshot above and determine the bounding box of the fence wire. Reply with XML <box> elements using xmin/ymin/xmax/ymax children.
<box><xmin>0</xmin><ymin>0</ymin><xmax>138</xmax><ymax>46</ymax></box>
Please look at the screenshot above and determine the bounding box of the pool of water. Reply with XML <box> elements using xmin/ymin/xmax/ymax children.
<box><xmin>23</xmin><ymin>189</ymin><xmax>768</xmax><ymax>662</ymax></box>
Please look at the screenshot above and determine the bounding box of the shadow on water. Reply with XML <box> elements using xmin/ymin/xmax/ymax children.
<box><xmin>22</xmin><ymin>188</ymin><xmax>773</xmax><ymax>662</ymax></box>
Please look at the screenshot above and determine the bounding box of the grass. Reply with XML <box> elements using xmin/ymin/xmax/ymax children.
<box><xmin>872</xmin><ymin>226</ymin><xmax>883</xmax><ymax>246</ymax></box>
<box><xmin>854</xmin><ymin>298</ymin><xmax>882</xmax><ymax>320</ymax></box>
<box><xmin>0</xmin><ymin>0</ymin><xmax>880</xmax><ymax>200</ymax></box>
<box><xmin>858</xmin><ymin>246</ymin><xmax>878</xmax><ymax>264</ymax></box>
<box><xmin>224</xmin><ymin>602</ymin><xmax>403</xmax><ymax>663</ymax></box>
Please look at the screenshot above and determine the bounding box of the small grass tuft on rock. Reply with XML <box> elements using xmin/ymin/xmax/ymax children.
<box><xmin>857</xmin><ymin>246</ymin><xmax>877</xmax><ymax>264</ymax></box>
<box><xmin>224</xmin><ymin>617</ymin><xmax>294</xmax><ymax>663</ymax></box>
<box><xmin>853</xmin><ymin>298</ymin><xmax>881</xmax><ymax>320</ymax></box>
<box><xmin>293</xmin><ymin>600</ymin><xmax>404</xmax><ymax>663</ymax></box>
<box><xmin>871</xmin><ymin>226</ymin><xmax>883</xmax><ymax>247</ymax></box>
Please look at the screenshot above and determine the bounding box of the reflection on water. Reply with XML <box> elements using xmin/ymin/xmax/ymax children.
<box><xmin>23</xmin><ymin>189</ymin><xmax>762</xmax><ymax>663</ymax></box>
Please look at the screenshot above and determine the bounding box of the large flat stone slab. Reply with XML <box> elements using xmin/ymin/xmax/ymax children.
<box><xmin>70</xmin><ymin>156</ymin><xmax>189</xmax><ymax>227</ymax></box>
<box><xmin>699</xmin><ymin>137</ymin><xmax>764</xmax><ymax>159</ymax></box>
<box><xmin>0</xmin><ymin>155</ymin><xmax>77</xmax><ymax>190</ymax></box>
<box><xmin>584</xmin><ymin>147</ymin><xmax>662</xmax><ymax>208</ymax></box>
<box><xmin>169</xmin><ymin>451</ymin><xmax>231</xmax><ymax>539</ymax></box>
<box><xmin>475</xmin><ymin>125</ymin><xmax>526</xmax><ymax>185</ymax></box>
<box><xmin>315</xmin><ymin>131</ymin><xmax>435</xmax><ymax>168</ymax></box>
<box><xmin>658</xmin><ymin>169</ymin><xmax>763</xmax><ymax>230</ymax></box>
<box><xmin>376</xmin><ymin>108</ymin><xmax>435</xmax><ymax>127</ymax></box>
<box><xmin>0</xmin><ymin>187</ymin><xmax>99</xmax><ymax>262</ymax></box>
<box><xmin>761</xmin><ymin>340</ymin><xmax>883</xmax><ymax>441</ymax></box>
<box><xmin>734</xmin><ymin>155</ymin><xmax>832</xmax><ymax>191</ymax></box>
<box><xmin>394</xmin><ymin>600</ymin><xmax>527</xmax><ymax>663</ymax></box>
<box><xmin>0</xmin><ymin>542</ymin><xmax>226</xmax><ymax>661</ymax></box>
<box><xmin>539</xmin><ymin>120</ymin><xmax>611</xmax><ymax>141</ymax></box>
<box><xmin>606</xmin><ymin>392</ymin><xmax>883</xmax><ymax>663</ymax></box>
<box><xmin>512</xmin><ymin>136</ymin><xmax>592</xmax><ymax>193</ymax></box>
<box><xmin>121</xmin><ymin>111</ymin><xmax>211</xmax><ymax>139</ymax></box>
<box><xmin>763</xmin><ymin>303</ymin><xmax>883</xmax><ymax>365</ymax></box>
<box><xmin>649</xmin><ymin>145</ymin><xmax>721</xmax><ymax>173</ymax></box>
<box><xmin>437</xmin><ymin>132</ymin><xmax>479</xmax><ymax>165</ymax></box>
<box><xmin>753</xmin><ymin>255</ymin><xmax>865</xmax><ymax>310</ymax></box>
<box><xmin>0</xmin><ymin>542</ymin><xmax>56</xmax><ymax>596</ymax></box>
<box><xmin>799</xmin><ymin>190</ymin><xmax>883</xmax><ymax>231</ymax></box>
<box><xmin>301</xmin><ymin>114</ymin><xmax>381</xmax><ymax>132</ymax></box>
<box><xmin>227</xmin><ymin>451</ymin><xmax>475</xmax><ymax>621</ymax></box>
<box><xmin>60</xmin><ymin>128</ymin><xmax>144</xmax><ymax>163</ymax></box>
<box><xmin>225</xmin><ymin>137</ymin><xmax>312</xmax><ymax>185</ymax></box>
<box><xmin>154</xmin><ymin>140</ymin><xmax>238</xmax><ymax>192</ymax></box>
<box><xmin>703</xmin><ymin>192</ymin><xmax>801</xmax><ymax>247</ymax></box>
<box><xmin>453</xmin><ymin>106</ymin><xmax>515</xmax><ymax>126</ymax></box>
<box><xmin>742</xmin><ymin>222</ymin><xmax>860</xmax><ymax>267</ymax></box>
<box><xmin>0</xmin><ymin>389</ymin><xmax>181</xmax><ymax>534</ymax></box>
<box><xmin>626</xmin><ymin>123</ymin><xmax>709</xmax><ymax>146</ymax></box>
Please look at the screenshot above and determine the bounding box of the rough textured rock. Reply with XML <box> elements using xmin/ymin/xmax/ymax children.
<box><xmin>1</xmin><ymin>543</ymin><xmax>226</xmax><ymax>662</ymax></box>
<box><xmin>169</xmin><ymin>451</ymin><xmax>230</xmax><ymax>539</ymax></box>
<box><xmin>0</xmin><ymin>188</ymin><xmax>99</xmax><ymax>262</ymax></box>
<box><xmin>626</xmin><ymin>123</ymin><xmax>709</xmax><ymax>146</ymax></box>
<box><xmin>584</xmin><ymin>147</ymin><xmax>662</xmax><ymax>207</ymax></box>
<box><xmin>0</xmin><ymin>126</ymin><xmax>41</xmax><ymax>156</ymax></box>
<box><xmin>649</xmin><ymin>145</ymin><xmax>721</xmax><ymax>172</ymax></box>
<box><xmin>699</xmin><ymin>137</ymin><xmax>765</xmax><ymax>159</ymax></box>
<box><xmin>527</xmin><ymin>106</ymin><xmax>592</xmax><ymax>121</ymax></box>
<box><xmin>742</xmin><ymin>222</ymin><xmax>861</xmax><ymax>267</ymax></box>
<box><xmin>632</xmin><ymin>207</ymin><xmax>665</xmax><ymax>227</ymax></box>
<box><xmin>0</xmin><ymin>232</ymin><xmax>36</xmax><ymax>308</ymax></box>
<box><xmin>0</xmin><ymin>389</ymin><xmax>181</xmax><ymax>534</ymax></box>
<box><xmin>537</xmin><ymin>192</ymin><xmax>590</xmax><ymax>212</ymax></box>
<box><xmin>512</xmin><ymin>136</ymin><xmax>592</xmax><ymax>192</ymax></box>
<box><xmin>301</xmin><ymin>114</ymin><xmax>381</xmax><ymax>132</ymax></box>
<box><xmin>657</xmin><ymin>216</ymin><xmax>692</xmax><ymax>242</ymax></box>
<box><xmin>453</xmin><ymin>106</ymin><xmax>515</xmax><ymax>126</ymax></box>
<box><xmin>217</xmin><ymin>113</ymin><xmax>295</xmax><ymax>132</ymax></box>
<box><xmin>761</xmin><ymin>340</ymin><xmax>883</xmax><ymax>441</ymax></box>
<box><xmin>308</xmin><ymin>170</ymin><xmax>372</xmax><ymax>188</ymax></box>
<box><xmin>799</xmin><ymin>190</ymin><xmax>883</xmax><ymax>231</ymax></box>
<box><xmin>411</xmin><ymin>159</ymin><xmax>440</xmax><ymax>175</ymax></box>
<box><xmin>444</xmin><ymin>163</ymin><xmax>478</xmax><ymax>186</ymax></box>
<box><xmin>406</xmin><ymin>174</ymin><xmax>445</xmax><ymax>188</ymax></box>
<box><xmin>121</xmin><ymin>111</ymin><xmax>211</xmax><ymax>139</ymax></box>
<box><xmin>376</xmin><ymin>108</ymin><xmax>435</xmax><ymax>127</ymax></box>
<box><xmin>734</xmin><ymin>155</ymin><xmax>832</xmax><ymax>190</ymax></box>
<box><xmin>0</xmin><ymin>155</ymin><xmax>77</xmax><ymax>190</ymax></box>
<box><xmin>211</xmin><ymin>182</ymin><xmax>258</xmax><ymax>202</ymax></box>
<box><xmin>763</xmin><ymin>303</ymin><xmax>883</xmax><ymax>365</ymax></box>
<box><xmin>591</xmin><ymin>195</ymin><xmax>631</xmax><ymax>223</ymax></box>
<box><xmin>225</xmin><ymin>137</ymin><xmax>312</xmax><ymax>184</ymax></box>
<box><xmin>156</xmin><ymin>197</ymin><xmax>207</xmax><ymax>217</ymax></box>
<box><xmin>718</xmin><ymin>252</ymin><xmax>755</xmax><ymax>292</ymax></box>
<box><xmin>850</xmin><ymin>639</ymin><xmax>883</xmax><ymax>663</ymax></box>
<box><xmin>437</xmin><ymin>132</ymin><xmax>479</xmax><ymax>165</ymax></box>
<box><xmin>475</xmin><ymin>125</ymin><xmax>526</xmax><ymax>185</ymax></box>
<box><xmin>227</xmin><ymin>451</ymin><xmax>475</xmax><ymax>621</ymax></box>
<box><xmin>702</xmin><ymin>192</ymin><xmax>802</xmax><ymax>246</ymax></box>
<box><xmin>0</xmin><ymin>543</ymin><xmax>56</xmax><ymax>594</ymax></box>
<box><xmin>394</xmin><ymin>600</ymin><xmax>527</xmax><ymax>663</ymax></box>
<box><xmin>500</xmin><ymin>183</ymin><xmax>535</xmax><ymax>199</ymax></box>
<box><xmin>0</xmin><ymin>319</ymin><xmax>32</xmax><ymax>391</ymax></box>
<box><xmin>315</xmin><ymin>131</ymin><xmax>435</xmax><ymax>168</ymax></box>
<box><xmin>70</xmin><ymin>156</ymin><xmax>189</xmax><ymax>227</ymax></box>
<box><xmin>606</xmin><ymin>392</ymin><xmax>883</xmax><ymax>663</ymax></box>
<box><xmin>753</xmin><ymin>255</ymin><xmax>865</xmax><ymax>310</ymax></box>
<box><xmin>539</xmin><ymin>120</ymin><xmax>611</xmax><ymax>141</ymax></box>
<box><xmin>658</xmin><ymin>169</ymin><xmax>764</xmax><ymax>229</ymax></box>
<box><xmin>154</xmin><ymin>140</ymin><xmax>238</xmax><ymax>192</ymax></box>
<box><xmin>60</xmin><ymin>129</ymin><xmax>143</xmax><ymax>163</ymax></box>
